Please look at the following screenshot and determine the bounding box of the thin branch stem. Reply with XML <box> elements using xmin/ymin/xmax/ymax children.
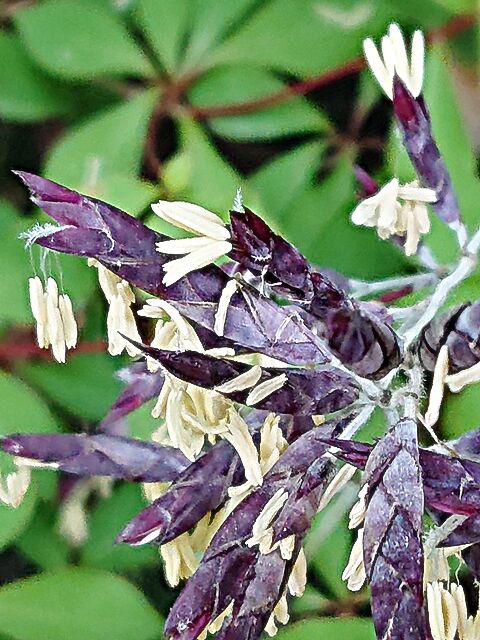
<box><xmin>0</xmin><ymin>339</ymin><xmax>106</xmax><ymax>363</ymax></box>
<box><xmin>186</xmin><ymin>14</ymin><xmax>475</xmax><ymax>120</ymax></box>
<box><xmin>402</xmin><ymin>250</ymin><xmax>478</xmax><ymax>348</ymax></box>
<box><xmin>351</xmin><ymin>272</ymin><xmax>438</xmax><ymax>298</ymax></box>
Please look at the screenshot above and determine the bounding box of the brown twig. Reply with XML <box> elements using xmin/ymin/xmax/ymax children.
<box><xmin>188</xmin><ymin>13</ymin><xmax>476</xmax><ymax>120</ymax></box>
<box><xmin>0</xmin><ymin>339</ymin><xmax>106</xmax><ymax>363</ymax></box>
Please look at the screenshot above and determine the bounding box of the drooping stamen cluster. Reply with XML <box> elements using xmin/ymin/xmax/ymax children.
<box><xmin>28</xmin><ymin>275</ymin><xmax>77</xmax><ymax>362</ymax></box>
<box><xmin>363</xmin><ymin>22</ymin><xmax>424</xmax><ymax>99</ymax></box>
<box><xmin>351</xmin><ymin>178</ymin><xmax>436</xmax><ymax>255</ymax></box>
<box><xmin>153</xmin><ymin>201</ymin><xmax>232</xmax><ymax>286</ymax></box>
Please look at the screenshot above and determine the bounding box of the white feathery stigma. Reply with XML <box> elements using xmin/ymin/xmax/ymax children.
<box><xmin>88</xmin><ymin>260</ymin><xmax>141</xmax><ymax>357</ymax></box>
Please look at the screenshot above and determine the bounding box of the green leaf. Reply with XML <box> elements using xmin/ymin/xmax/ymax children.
<box><xmin>171</xmin><ymin>118</ymin><xmax>242</xmax><ymax>214</ymax></box>
<box><xmin>0</xmin><ymin>568</ymin><xmax>162</xmax><ymax>640</ymax></box>
<box><xmin>281</xmin><ymin>156</ymin><xmax>409</xmax><ymax>278</ymax></box>
<box><xmin>16</xmin><ymin>505</ymin><xmax>70</xmax><ymax>571</ymax></box>
<box><xmin>0</xmin><ymin>32</ymin><xmax>72</xmax><ymax>122</ymax></box>
<box><xmin>422</xmin><ymin>47</ymin><xmax>480</xmax><ymax>262</ymax></box>
<box><xmin>289</xmin><ymin>584</ymin><xmax>329</xmax><ymax>617</ymax></box>
<box><xmin>189</xmin><ymin>65</ymin><xmax>328</xmax><ymax>141</ymax></box>
<box><xmin>19</xmin><ymin>354</ymin><xmax>122</xmax><ymax>423</ymax></box>
<box><xmin>307</xmin><ymin>508</ymin><xmax>353</xmax><ymax>599</ymax></box>
<box><xmin>0</xmin><ymin>371</ymin><xmax>59</xmax><ymax>435</ymax></box>
<box><xmin>135</xmin><ymin>0</ymin><xmax>190</xmax><ymax>72</ymax></box>
<box><xmin>431</xmin><ymin>0</ymin><xmax>476</xmax><ymax>12</ymax></box>
<box><xmin>0</xmin><ymin>485</ymin><xmax>37</xmax><ymax>553</ymax></box>
<box><xmin>181</xmin><ymin>0</ymin><xmax>259</xmax><ymax>71</ymax></box>
<box><xmin>81</xmin><ymin>484</ymin><xmax>157</xmax><ymax>571</ymax></box>
<box><xmin>212</xmin><ymin>0</ymin><xmax>381</xmax><ymax>75</ymax></box>
<box><xmin>127</xmin><ymin>402</ymin><xmax>159</xmax><ymax>441</ymax></box>
<box><xmin>277</xmin><ymin>617</ymin><xmax>375</xmax><ymax>639</ymax></box>
<box><xmin>250</xmin><ymin>141</ymin><xmax>325</xmax><ymax>219</ymax></box>
<box><xmin>215</xmin><ymin>0</ymin><xmax>450</xmax><ymax>75</ymax></box>
<box><xmin>15</xmin><ymin>0</ymin><xmax>153</xmax><ymax>80</ymax></box>
<box><xmin>44</xmin><ymin>89</ymin><xmax>159</xmax><ymax>214</ymax></box>
<box><xmin>442</xmin><ymin>385</ymin><xmax>480</xmax><ymax>440</ymax></box>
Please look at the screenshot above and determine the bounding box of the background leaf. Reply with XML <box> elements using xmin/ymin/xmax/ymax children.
<box><xmin>44</xmin><ymin>89</ymin><xmax>159</xmax><ymax>213</ymax></box>
<box><xmin>188</xmin><ymin>65</ymin><xmax>329</xmax><ymax>140</ymax></box>
<box><xmin>18</xmin><ymin>354</ymin><xmax>122</xmax><ymax>423</ymax></box>
<box><xmin>135</xmin><ymin>0</ymin><xmax>190</xmax><ymax>73</ymax></box>
<box><xmin>0</xmin><ymin>569</ymin><xmax>163</xmax><ymax>640</ymax></box>
<box><xmin>0</xmin><ymin>32</ymin><xmax>71</xmax><ymax>122</ymax></box>
<box><xmin>81</xmin><ymin>484</ymin><xmax>157</xmax><ymax>572</ymax></box>
<box><xmin>15</xmin><ymin>0</ymin><xmax>153</xmax><ymax>80</ymax></box>
<box><xmin>276</xmin><ymin>617</ymin><xmax>375</xmax><ymax>639</ymax></box>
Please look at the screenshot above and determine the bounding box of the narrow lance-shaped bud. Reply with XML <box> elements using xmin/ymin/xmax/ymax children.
<box><xmin>392</xmin><ymin>77</ymin><xmax>461</xmax><ymax>227</ymax></box>
<box><xmin>99</xmin><ymin>362</ymin><xmax>165</xmax><ymax>435</ymax></box>
<box><xmin>1</xmin><ymin>433</ymin><xmax>190</xmax><ymax>483</ymax></box>
<box><xmin>419</xmin><ymin>302</ymin><xmax>480</xmax><ymax>392</ymax></box>
<box><xmin>127</xmin><ymin>342</ymin><xmax>360</xmax><ymax>416</ymax></box>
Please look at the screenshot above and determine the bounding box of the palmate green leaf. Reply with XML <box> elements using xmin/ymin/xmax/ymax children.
<box><xmin>14</xmin><ymin>0</ymin><xmax>153</xmax><ymax>80</ymax></box>
<box><xmin>307</xmin><ymin>507</ymin><xmax>353</xmax><ymax>600</ymax></box>
<box><xmin>213</xmin><ymin>0</ymin><xmax>450</xmax><ymax>75</ymax></box>
<box><xmin>45</xmin><ymin>89</ymin><xmax>159</xmax><ymax>215</ymax></box>
<box><xmin>250</xmin><ymin>141</ymin><xmax>326</xmax><ymax>222</ymax></box>
<box><xmin>0</xmin><ymin>371</ymin><xmax>59</xmax><ymax>435</ymax></box>
<box><xmin>289</xmin><ymin>584</ymin><xmax>329</xmax><ymax>617</ymax></box>
<box><xmin>135</xmin><ymin>0</ymin><xmax>190</xmax><ymax>72</ymax></box>
<box><xmin>81</xmin><ymin>484</ymin><xmax>157</xmax><ymax>572</ymax></box>
<box><xmin>442</xmin><ymin>385</ymin><xmax>480</xmax><ymax>440</ymax></box>
<box><xmin>0</xmin><ymin>200</ymin><xmax>35</xmax><ymax>325</ymax></box>
<box><xmin>0</xmin><ymin>372</ymin><xmax>60</xmax><ymax>503</ymax></box>
<box><xmin>188</xmin><ymin>65</ymin><xmax>328</xmax><ymax>141</ymax></box>
<box><xmin>0</xmin><ymin>32</ymin><xmax>72</xmax><ymax>122</ymax></box>
<box><xmin>277</xmin><ymin>617</ymin><xmax>375</xmax><ymax>639</ymax></box>
<box><xmin>19</xmin><ymin>353</ymin><xmax>122</xmax><ymax>423</ymax></box>
<box><xmin>281</xmin><ymin>155</ymin><xmax>409</xmax><ymax>279</ymax></box>
<box><xmin>431</xmin><ymin>0</ymin><xmax>476</xmax><ymax>12</ymax></box>
<box><xmin>181</xmin><ymin>0</ymin><xmax>259</xmax><ymax>72</ymax></box>
<box><xmin>0</xmin><ymin>568</ymin><xmax>162</xmax><ymax>640</ymax></box>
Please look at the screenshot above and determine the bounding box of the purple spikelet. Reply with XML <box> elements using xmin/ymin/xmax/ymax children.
<box><xmin>362</xmin><ymin>419</ymin><xmax>429</xmax><ymax>639</ymax></box>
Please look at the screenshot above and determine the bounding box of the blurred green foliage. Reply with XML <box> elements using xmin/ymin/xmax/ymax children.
<box><xmin>0</xmin><ymin>0</ymin><xmax>479</xmax><ymax>638</ymax></box>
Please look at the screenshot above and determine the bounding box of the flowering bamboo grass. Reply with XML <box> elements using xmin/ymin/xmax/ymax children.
<box><xmin>5</xmin><ymin>22</ymin><xmax>480</xmax><ymax>640</ymax></box>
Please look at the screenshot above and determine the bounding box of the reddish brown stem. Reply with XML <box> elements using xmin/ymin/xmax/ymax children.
<box><xmin>0</xmin><ymin>339</ymin><xmax>106</xmax><ymax>363</ymax></box>
<box><xmin>188</xmin><ymin>13</ymin><xmax>476</xmax><ymax>120</ymax></box>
